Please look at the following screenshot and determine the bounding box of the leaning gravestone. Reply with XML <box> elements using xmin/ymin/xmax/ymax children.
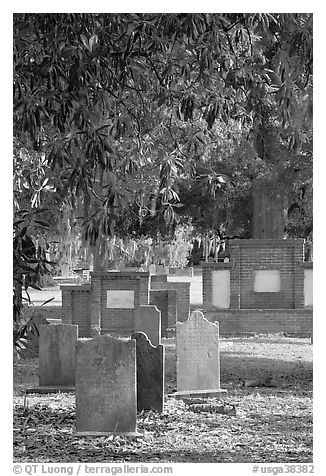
<box><xmin>134</xmin><ymin>305</ymin><xmax>161</xmax><ymax>346</ymax></box>
<box><xmin>173</xmin><ymin>310</ymin><xmax>226</xmax><ymax>399</ymax></box>
<box><xmin>75</xmin><ymin>335</ymin><xmax>140</xmax><ymax>436</ymax></box>
<box><xmin>26</xmin><ymin>324</ymin><xmax>77</xmax><ymax>393</ymax></box>
<box><xmin>131</xmin><ymin>332</ymin><xmax>164</xmax><ymax>413</ymax></box>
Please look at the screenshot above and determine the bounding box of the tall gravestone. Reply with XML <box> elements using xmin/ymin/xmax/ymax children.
<box><xmin>27</xmin><ymin>324</ymin><xmax>77</xmax><ymax>393</ymax></box>
<box><xmin>75</xmin><ymin>335</ymin><xmax>140</xmax><ymax>436</ymax></box>
<box><xmin>134</xmin><ymin>305</ymin><xmax>161</xmax><ymax>346</ymax></box>
<box><xmin>131</xmin><ymin>332</ymin><xmax>164</xmax><ymax>413</ymax></box>
<box><xmin>174</xmin><ymin>310</ymin><xmax>226</xmax><ymax>398</ymax></box>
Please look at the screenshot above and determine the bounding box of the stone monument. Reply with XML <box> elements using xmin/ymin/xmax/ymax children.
<box><xmin>75</xmin><ymin>334</ymin><xmax>140</xmax><ymax>436</ymax></box>
<box><xmin>173</xmin><ymin>310</ymin><xmax>226</xmax><ymax>398</ymax></box>
<box><xmin>131</xmin><ymin>332</ymin><xmax>164</xmax><ymax>413</ymax></box>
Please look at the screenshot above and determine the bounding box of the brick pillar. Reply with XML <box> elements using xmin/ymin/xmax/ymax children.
<box><xmin>61</xmin><ymin>288</ymin><xmax>73</xmax><ymax>324</ymax></box>
<box><xmin>174</xmin><ymin>282</ymin><xmax>190</xmax><ymax>322</ymax></box>
<box><xmin>229</xmin><ymin>245</ymin><xmax>241</xmax><ymax>309</ymax></box>
<box><xmin>293</xmin><ymin>241</ymin><xmax>305</xmax><ymax>309</ymax></box>
<box><xmin>139</xmin><ymin>274</ymin><xmax>150</xmax><ymax>306</ymax></box>
<box><xmin>90</xmin><ymin>275</ymin><xmax>101</xmax><ymax>336</ymax></box>
<box><xmin>202</xmin><ymin>265</ymin><xmax>213</xmax><ymax>309</ymax></box>
<box><xmin>167</xmin><ymin>289</ymin><xmax>177</xmax><ymax>329</ymax></box>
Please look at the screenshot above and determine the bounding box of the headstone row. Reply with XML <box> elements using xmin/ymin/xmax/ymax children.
<box><xmin>28</xmin><ymin>309</ymin><xmax>224</xmax><ymax>436</ymax></box>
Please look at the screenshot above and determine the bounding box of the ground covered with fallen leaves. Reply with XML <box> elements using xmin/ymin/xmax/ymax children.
<box><xmin>13</xmin><ymin>335</ymin><xmax>313</xmax><ymax>463</ymax></box>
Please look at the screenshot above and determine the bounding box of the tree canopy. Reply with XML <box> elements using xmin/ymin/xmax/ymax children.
<box><xmin>13</xmin><ymin>13</ymin><xmax>313</xmax><ymax>275</ymax></box>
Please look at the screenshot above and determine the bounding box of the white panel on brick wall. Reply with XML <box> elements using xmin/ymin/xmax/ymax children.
<box><xmin>254</xmin><ymin>270</ymin><xmax>281</xmax><ymax>292</ymax></box>
<box><xmin>106</xmin><ymin>291</ymin><xmax>134</xmax><ymax>308</ymax></box>
<box><xmin>212</xmin><ymin>270</ymin><xmax>230</xmax><ymax>309</ymax></box>
<box><xmin>304</xmin><ymin>269</ymin><xmax>313</xmax><ymax>307</ymax></box>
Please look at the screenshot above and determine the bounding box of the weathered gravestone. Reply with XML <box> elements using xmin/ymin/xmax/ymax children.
<box><xmin>131</xmin><ymin>332</ymin><xmax>164</xmax><ymax>413</ymax></box>
<box><xmin>134</xmin><ymin>305</ymin><xmax>161</xmax><ymax>346</ymax></box>
<box><xmin>75</xmin><ymin>335</ymin><xmax>140</xmax><ymax>436</ymax></box>
<box><xmin>173</xmin><ymin>310</ymin><xmax>227</xmax><ymax>398</ymax></box>
<box><xmin>26</xmin><ymin>324</ymin><xmax>77</xmax><ymax>393</ymax></box>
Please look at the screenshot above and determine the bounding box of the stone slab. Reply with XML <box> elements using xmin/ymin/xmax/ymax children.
<box><xmin>106</xmin><ymin>290</ymin><xmax>135</xmax><ymax>308</ymax></box>
<box><xmin>75</xmin><ymin>335</ymin><xmax>137</xmax><ymax>436</ymax></box>
<box><xmin>26</xmin><ymin>386</ymin><xmax>75</xmax><ymax>394</ymax></box>
<box><xmin>134</xmin><ymin>305</ymin><xmax>161</xmax><ymax>347</ymax></box>
<box><xmin>73</xmin><ymin>430</ymin><xmax>143</xmax><ymax>438</ymax></box>
<box><xmin>176</xmin><ymin>310</ymin><xmax>222</xmax><ymax>392</ymax></box>
<box><xmin>39</xmin><ymin>324</ymin><xmax>78</xmax><ymax>387</ymax></box>
<box><xmin>131</xmin><ymin>332</ymin><xmax>164</xmax><ymax>413</ymax></box>
<box><xmin>169</xmin><ymin>389</ymin><xmax>227</xmax><ymax>399</ymax></box>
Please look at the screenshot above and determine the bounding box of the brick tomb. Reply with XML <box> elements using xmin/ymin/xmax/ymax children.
<box><xmin>202</xmin><ymin>239</ymin><xmax>313</xmax><ymax>335</ymax></box>
<box><xmin>61</xmin><ymin>270</ymin><xmax>191</xmax><ymax>337</ymax></box>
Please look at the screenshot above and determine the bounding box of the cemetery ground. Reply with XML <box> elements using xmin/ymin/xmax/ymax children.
<box><xmin>13</xmin><ymin>334</ymin><xmax>313</xmax><ymax>463</ymax></box>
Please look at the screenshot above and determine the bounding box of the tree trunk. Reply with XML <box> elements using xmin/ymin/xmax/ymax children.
<box><xmin>90</xmin><ymin>235</ymin><xmax>108</xmax><ymax>272</ymax></box>
<box><xmin>252</xmin><ymin>180</ymin><xmax>288</xmax><ymax>239</ymax></box>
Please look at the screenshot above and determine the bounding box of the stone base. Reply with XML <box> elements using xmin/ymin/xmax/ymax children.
<box><xmin>74</xmin><ymin>429</ymin><xmax>143</xmax><ymax>438</ymax></box>
<box><xmin>26</xmin><ymin>386</ymin><xmax>75</xmax><ymax>394</ymax></box>
<box><xmin>169</xmin><ymin>388</ymin><xmax>227</xmax><ymax>399</ymax></box>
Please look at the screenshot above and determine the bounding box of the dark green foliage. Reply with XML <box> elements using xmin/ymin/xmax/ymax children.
<box><xmin>13</xmin><ymin>208</ymin><xmax>55</xmax><ymax>355</ymax></box>
<box><xmin>13</xmin><ymin>13</ymin><xmax>313</xmax><ymax>283</ymax></box>
<box><xmin>14</xmin><ymin>14</ymin><xmax>312</xmax><ymax>225</ymax></box>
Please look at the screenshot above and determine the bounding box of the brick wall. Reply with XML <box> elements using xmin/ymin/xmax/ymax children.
<box><xmin>202</xmin><ymin>308</ymin><xmax>313</xmax><ymax>336</ymax></box>
<box><xmin>61</xmin><ymin>285</ymin><xmax>91</xmax><ymax>337</ymax></box>
<box><xmin>150</xmin><ymin>275</ymin><xmax>190</xmax><ymax>322</ymax></box>
<box><xmin>203</xmin><ymin>240</ymin><xmax>309</xmax><ymax>311</ymax></box>
<box><xmin>91</xmin><ymin>271</ymin><xmax>150</xmax><ymax>337</ymax></box>
<box><xmin>230</xmin><ymin>239</ymin><xmax>305</xmax><ymax>310</ymax></box>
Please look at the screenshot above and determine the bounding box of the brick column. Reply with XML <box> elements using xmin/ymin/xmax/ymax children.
<box><xmin>167</xmin><ymin>289</ymin><xmax>177</xmax><ymax>328</ymax></box>
<box><xmin>90</xmin><ymin>274</ymin><xmax>101</xmax><ymax>336</ymax></box>
<box><xmin>293</xmin><ymin>241</ymin><xmax>305</xmax><ymax>309</ymax></box>
<box><xmin>61</xmin><ymin>288</ymin><xmax>73</xmax><ymax>324</ymax></box>
<box><xmin>229</xmin><ymin>245</ymin><xmax>241</xmax><ymax>309</ymax></box>
<box><xmin>139</xmin><ymin>274</ymin><xmax>150</xmax><ymax>306</ymax></box>
<box><xmin>202</xmin><ymin>265</ymin><xmax>213</xmax><ymax>308</ymax></box>
<box><xmin>174</xmin><ymin>282</ymin><xmax>190</xmax><ymax>322</ymax></box>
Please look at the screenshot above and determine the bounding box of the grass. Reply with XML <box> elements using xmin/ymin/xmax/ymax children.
<box><xmin>13</xmin><ymin>335</ymin><xmax>312</xmax><ymax>463</ymax></box>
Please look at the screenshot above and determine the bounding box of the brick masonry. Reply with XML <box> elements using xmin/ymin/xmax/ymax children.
<box><xmin>202</xmin><ymin>239</ymin><xmax>313</xmax><ymax>335</ymax></box>
<box><xmin>203</xmin><ymin>239</ymin><xmax>310</xmax><ymax>310</ymax></box>
<box><xmin>150</xmin><ymin>275</ymin><xmax>190</xmax><ymax>322</ymax></box>
<box><xmin>61</xmin><ymin>285</ymin><xmax>91</xmax><ymax>337</ymax></box>
<box><xmin>149</xmin><ymin>290</ymin><xmax>168</xmax><ymax>336</ymax></box>
<box><xmin>149</xmin><ymin>289</ymin><xmax>177</xmax><ymax>336</ymax></box>
<box><xmin>90</xmin><ymin>271</ymin><xmax>150</xmax><ymax>337</ymax></box>
<box><xmin>61</xmin><ymin>272</ymin><xmax>150</xmax><ymax>337</ymax></box>
<box><xmin>203</xmin><ymin>309</ymin><xmax>312</xmax><ymax>336</ymax></box>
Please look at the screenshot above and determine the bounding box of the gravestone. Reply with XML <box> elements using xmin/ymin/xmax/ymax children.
<box><xmin>134</xmin><ymin>305</ymin><xmax>161</xmax><ymax>346</ymax></box>
<box><xmin>149</xmin><ymin>290</ymin><xmax>168</xmax><ymax>337</ymax></box>
<box><xmin>131</xmin><ymin>332</ymin><xmax>164</xmax><ymax>413</ymax></box>
<box><xmin>75</xmin><ymin>335</ymin><xmax>140</xmax><ymax>436</ymax></box>
<box><xmin>27</xmin><ymin>324</ymin><xmax>77</xmax><ymax>393</ymax></box>
<box><xmin>174</xmin><ymin>310</ymin><xmax>226</xmax><ymax>398</ymax></box>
